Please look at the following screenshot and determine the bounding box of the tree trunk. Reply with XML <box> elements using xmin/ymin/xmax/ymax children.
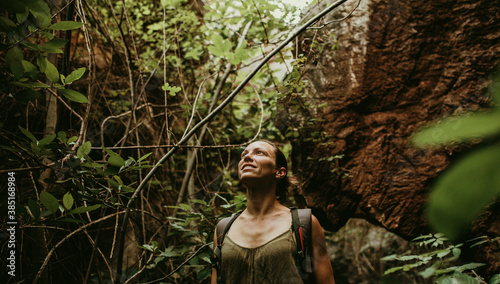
<box><xmin>282</xmin><ymin>0</ymin><xmax>500</xmax><ymax>276</ymax></box>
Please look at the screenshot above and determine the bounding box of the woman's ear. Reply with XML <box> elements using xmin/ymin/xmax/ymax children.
<box><xmin>275</xmin><ymin>167</ymin><xmax>286</xmax><ymax>179</ymax></box>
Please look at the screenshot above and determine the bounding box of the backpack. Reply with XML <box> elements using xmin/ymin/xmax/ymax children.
<box><xmin>211</xmin><ymin>208</ymin><xmax>314</xmax><ymax>283</ymax></box>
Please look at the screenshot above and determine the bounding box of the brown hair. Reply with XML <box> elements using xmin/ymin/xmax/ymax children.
<box><xmin>259</xmin><ymin>140</ymin><xmax>299</xmax><ymax>202</ymax></box>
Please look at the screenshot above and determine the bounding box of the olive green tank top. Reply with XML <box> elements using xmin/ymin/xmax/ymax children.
<box><xmin>220</xmin><ymin>228</ymin><xmax>303</xmax><ymax>284</ymax></box>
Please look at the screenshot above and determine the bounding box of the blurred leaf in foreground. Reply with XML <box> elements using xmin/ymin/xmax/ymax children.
<box><xmin>412</xmin><ymin>74</ymin><xmax>500</xmax><ymax>240</ymax></box>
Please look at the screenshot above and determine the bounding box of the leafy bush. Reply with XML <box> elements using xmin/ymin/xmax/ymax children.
<box><xmin>383</xmin><ymin>233</ymin><xmax>500</xmax><ymax>283</ymax></box>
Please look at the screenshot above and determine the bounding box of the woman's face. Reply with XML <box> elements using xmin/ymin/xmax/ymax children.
<box><xmin>238</xmin><ymin>141</ymin><xmax>278</xmax><ymax>184</ymax></box>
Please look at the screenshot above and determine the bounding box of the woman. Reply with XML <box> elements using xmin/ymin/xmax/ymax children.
<box><xmin>211</xmin><ymin>140</ymin><xmax>335</xmax><ymax>283</ymax></box>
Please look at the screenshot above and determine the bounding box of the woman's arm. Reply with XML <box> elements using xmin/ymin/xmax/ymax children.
<box><xmin>211</xmin><ymin>230</ymin><xmax>217</xmax><ymax>284</ymax></box>
<box><xmin>311</xmin><ymin>215</ymin><xmax>335</xmax><ymax>283</ymax></box>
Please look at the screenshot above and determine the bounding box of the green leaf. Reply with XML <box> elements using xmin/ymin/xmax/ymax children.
<box><xmin>428</xmin><ymin>143</ymin><xmax>500</xmax><ymax>240</ymax></box>
<box><xmin>159</xmin><ymin>247</ymin><xmax>180</xmax><ymax>257</ymax></box>
<box><xmin>59</xmin><ymin>89</ymin><xmax>88</xmax><ymax>103</ymax></box>
<box><xmin>40</xmin><ymin>191</ymin><xmax>59</xmax><ymax>214</ymax></box>
<box><xmin>69</xmin><ymin>204</ymin><xmax>101</xmax><ymax>214</ymax></box>
<box><xmin>57</xmin><ymin>131</ymin><xmax>67</xmax><ymax>143</ymax></box>
<box><xmin>179</xmin><ymin>203</ymin><xmax>191</xmax><ymax>211</ymax></box>
<box><xmin>43</xmin><ymin>58</ymin><xmax>59</xmax><ymax>83</ymax></box>
<box><xmin>436</xmin><ymin>250</ymin><xmax>451</xmax><ymax>258</ymax></box>
<box><xmin>0</xmin><ymin>16</ymin><xmax>16</xmax><ymax>33</ymax></box>
<box><xmin>25</xmin><ymin>0</ymin><xmax>51</xmax><ymax>28</ymax></box>
<box><xmin>452</xmin><ymin>263</ymin><xmax>485</xmax><ymax>273</ymax></box>
<box><xmin>435</xmin><ymin>272</ymin><xmax>481</xmax><ymax>284</ymax></box>
<box><xmin>489</xmin><ymin>274</ymin><xmax>500</xmax><ymax>284</ymax></box>
<box><xmin>419</xmin><ymin>267</ymin><xmax>436</xmax><ymax>279</ymax></box>
<box><xmin>197</xmin><ymin>267</ymin><xmax>211</xmax><ymax>281</ymax></box>
<box><xmin>231</xmin><ymin>41</ymin><xmax>250</xmax><ymax>65</ymax></box>
<box><xmin>6</xmin><ymin>47</ymin><xmax>24</xmax><ymax>79</ymax></box>
<box><xmin>161</xmin><ymin>83</ymin><xmax>181</xmax><ymax>96</ymax></box>
<box><xmin>384</xmin><ymin>266</ymin><xmax>404</xmax><ymax>275</ymax></box>
<box><xmin>65</xmin><ymin>67</ymin><xmax>86</xmax><ymax>84</ymax></box>
<box><xmin>16</xmin><ymin>9</ymin><xmax>29</xmax><ymax>24</ymax></box>
<box><xmin>14</xmin><ymin>90</ymin><xmax>41</xmax><ymax>102</ymax></box>
<box><xmin>208</xmin><ymin>33</ymin><xmax>231</xmax><ymax>58</ymax></box>
<box><xmin>42</xmin><ymin>38</ymin><xmax>68</xmax><ymax>53</ymax></box>
<box><xmin>18</xmin><ymin>126</ymin><xmax>37</xmax><ymax>142</ymax></box>
<box><xmin>48</xmin><ymin>21</ymin><xmax>84</xmax><ymax>31</ymax></box>
<box><xmin>67</xmin><ymin>136</ymin><xmax>78</xmax><ymax>144</ymax></box>
<box><xmin>20</xmin><ymin>40</ymin><xmax>40</xmax><ymax>51</ymax></box>
<box><xmin>412</xmin><ymin>111</ymin><xmax>500</xmax><ymax>148</ymax></box>
<box><xmin>104</xmin><ymin>148</ymin><xmax>125</xmax><ymax>167</ymax></box>
<box><xmin>381</xmin><ymin>254</ymin><xmax>397</xmax><ymax>261</ymax></box>
<box><xmin>24</xmin><ymin>81</ymin><xmax>51</xmax><ymax>88</ymax></box>
<box><xmin>22</xmin><ymin>60</ymin><xmax>39</xmax><ymax>80</ymax></box>
<box><xmin>37</xmin><ymin>54</ymin><xmax>47</xmax><ymax>72</ymax></box>
<box><xmin>141</xmin><ymin>241</ymin><xmax>158</xmax><ymax>252</ymax></box>
<box><xmin>39</xmin><ymin>133</ymin><xmax>56</xmax><ymax>146</ymax></box>
<box><xmin>62</xmin><ymin>192</ymin><xmax>74</xmax><ymax>210</ymax></box>
<box><xmin>137</xmin><ymin>152</ymin><xmax>153</xmax><ymax>162</ymax></box>
<box><xmin>77</xmin><ymin>141</ymin><xmax>92</xmax><ymax>158</ymax></box>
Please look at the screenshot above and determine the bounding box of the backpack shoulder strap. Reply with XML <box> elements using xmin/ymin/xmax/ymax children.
<box><xmin>211</xmin><ymin>212</ymin><xmax>241</xmax><ymax>283</ymax></box>
<box><xmin>215</xmin><ymin>216</ymin><xmax>234</xmax><ymax>245</ymax></box>
<box><xmin>291</xmin><ymin>208</ymin><xmax>314</xmax><ymax>282</ymax></box>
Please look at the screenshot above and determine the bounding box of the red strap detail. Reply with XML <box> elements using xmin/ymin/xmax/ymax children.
<box><xmin>298</xmin><ymin>227</ymin><xmax>304</xmax><ymax>251</ymax></box>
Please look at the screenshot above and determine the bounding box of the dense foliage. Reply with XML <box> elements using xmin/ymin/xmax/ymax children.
<box><xmin>0</xmin><ymin>0</ymin><xmax>312</xmax><ymax>282</ymax></box>
<box><xmin>1</xmin><ymin>0</ymin><xmax>498</xmax><ymax>283</ymax></box>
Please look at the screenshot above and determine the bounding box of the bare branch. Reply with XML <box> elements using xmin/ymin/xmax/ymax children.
<box><xmin>33</xmin><ymin>211</ymin><xmax>126</xmax><ymax>284</ymax></box>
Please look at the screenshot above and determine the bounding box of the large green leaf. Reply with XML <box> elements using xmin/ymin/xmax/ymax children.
<box><xmin>413</xmin><ymin>111</ymin><xmax>500</xmax><ymax>148</ymax></box>
<box><xmin>42</xmin><ymin>39</ymin><xmax>68</xmax><ymax>53</ymax></box>
<box><xmin>231</xmin><ymin>41</ymin><xmax>250</xmax><ymax>65</ymax></box>
<box><xmin>65</xmin><ymin>67</ymin><xmax>86</xmax><ymax>84</ymax></box>
<box><xmin>48</xmin><ymin>21</ymin><xmax>84</xmax><ymax>31</ymax></box>
<box><xmin>6</xmin><ymin>47</ymin><xmax>24</xmax><ymax>79</ymax></box>
<box><xmin>40</xmin><ymin>191</ymin><xmax>59</xmax><ymax>214</ymax></box>
<box><xmin>43</xmin><ymin>58</ymin><xmax>59</xmax><ymax>83</ymax></box>
<box><xmin>77</xmin><ymin>141</ymin><xmax>92</xmax><ymax>158</ymax></box>
<box><xmin>38</xmin><ymin>133</ymin><xmax>56</xmax><ymax>146</ymax></box>
<box><xmin>428</xmin><ymin>143</ymin><xmax>500</xmax><ymax>240</ymax></box>
<box><xmin>22</xmin><ymin>60</ymin><xmax>39</xmax><ymax>80</ymax></box>
<box><xmin>25</xmin><ymin>0</ymin><xmax>51</xmax><ymax>28</ymax></box>
<box><xmin>104</xmin><ymin>148</ymin><xmax>125</xmax><ymax>167</ymax></box>
<box><xmin>59</xmin><ymin>89</ymin><xmax>88</xmax><ymax>103</ymax></box>
<box><xmin>36</xmin><ymin>54</ymin><xmax>46</xmax><ymax>72</ymax></box>
<box><xmin>0</xmin><ymin>16</ymin><xmax>16</xmax><ymax>32</ymax></box>
<box><xmin>20</xmin><ymin>40</ymin><xmax>40</xmax><ymax>51</ymax></box>
<box><xmin>435</xmin><ymin>272</ymin><xmax>481</xmax><ymax>284</ymax></box>
<box><xmin>490</xmin><ymin>274</ymin><xmax>500</xmax><ymax>284</ymax></box>
<box><xmin>62</xmin><ymin>192</ymin><xmax>74</xmax><ymax>210</ymax></box>
<box><xmin>18</xmin><ymin>126</ymin><xmax>37</xmax><ymax>142</ymax></box>
<box><xmin>208</xmin><ymin>33</ymin><xmax>231</xmax><ymax>58</ymax></box>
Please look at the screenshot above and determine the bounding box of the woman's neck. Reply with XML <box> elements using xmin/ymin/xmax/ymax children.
<box><xmin>244</xmin><ymin>187</ymin><xmax>284</xmax><ymax>217</ymax></box>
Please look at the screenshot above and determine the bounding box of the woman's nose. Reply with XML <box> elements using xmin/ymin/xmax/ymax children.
<box><xmin>242</xmin><ymin>153</ymin><xmax>253</xmax><ymax>162</ymax></box>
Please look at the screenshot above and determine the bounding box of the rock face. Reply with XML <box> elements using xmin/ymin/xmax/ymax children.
<box><xmin>284</xmin><ymin>0</ymin><xmax>500</xmax><ymax>275</ymax></box>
